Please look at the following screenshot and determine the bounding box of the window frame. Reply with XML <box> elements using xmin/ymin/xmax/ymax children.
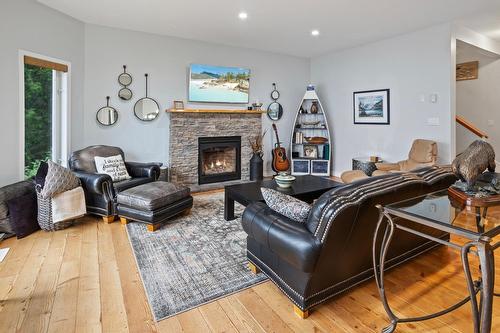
<box><xmin>18</xmin><ymin>50</ymin><xmax>72</xmax><ymax>179</ymax></box>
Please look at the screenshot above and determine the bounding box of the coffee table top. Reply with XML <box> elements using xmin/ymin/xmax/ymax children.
<box><xmin>225</xmin><ymin>175</ymin><xmax>342</xmax><ymax>206</ymax></box>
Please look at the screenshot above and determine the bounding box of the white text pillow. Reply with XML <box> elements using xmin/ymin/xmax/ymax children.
<box><xmin>94</xmin><ymin>155</ymin><xmax>131</xmax><ymax>182</ymax></box>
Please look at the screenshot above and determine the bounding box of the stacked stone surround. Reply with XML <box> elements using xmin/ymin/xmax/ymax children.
<box><xmin>169</xmin><ymin>113</ymin><xmax>262</xmax><ymax>190</ymax></box>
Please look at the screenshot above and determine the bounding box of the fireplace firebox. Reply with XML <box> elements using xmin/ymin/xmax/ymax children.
<box><xmin>198</xmin><ymin>136</ymin><xmax>241</xmax><ymax>185</ymax></box>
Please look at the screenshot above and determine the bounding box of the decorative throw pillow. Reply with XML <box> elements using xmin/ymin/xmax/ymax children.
<box><xmin>40</xmin><ymin>161</ymin><xmax>80</xmax><ymax>199</ymax></box>
<box><xmin>34</xmin><ymin>161</ymin><xmax>49</xmax><ymax>188</ymax></box>
<box><xmin>7</xmin><ymin>192</ymin><xmax>39</xmax><ymax>239</ymax></box>
<box><xmin>261</xmin><ymin>188</ymin><xmax>312</xmax><ymax>223</ymax></box>
<box><xmin>94</xmin><ymin>154</ymin><xmax>131</xmax><ymax>182</ymax></box>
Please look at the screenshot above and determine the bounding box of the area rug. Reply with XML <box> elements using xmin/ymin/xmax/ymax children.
<box><xmin>125</xmin><ymin>192</ymin><xmax>267</xmax><ymax>321</ymax></box>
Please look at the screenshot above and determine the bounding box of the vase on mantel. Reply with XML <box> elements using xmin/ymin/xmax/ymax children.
<box><xmin>249</xmin><ymin>153</ymin><xmax>263</xmax><ymax>181</ymax></box>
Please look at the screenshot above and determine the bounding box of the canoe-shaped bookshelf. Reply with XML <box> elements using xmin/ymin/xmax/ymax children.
<box><xmin>290</xmin><ymin>86</ymin><xmax>331</xmax><ymax>176</ymax></box>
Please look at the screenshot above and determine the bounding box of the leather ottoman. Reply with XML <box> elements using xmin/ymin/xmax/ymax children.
<box><xmin>116</xmin><ymin>181</ymin><xmax>193</xmax><ymax>231</ymax></box>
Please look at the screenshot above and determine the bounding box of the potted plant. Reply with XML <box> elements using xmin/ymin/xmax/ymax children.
<box><xmin>248</xmin><ymin>130</ymin><xmax>266</xmax><ymax>181</ymax></box>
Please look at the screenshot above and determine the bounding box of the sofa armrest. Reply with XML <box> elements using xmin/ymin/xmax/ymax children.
<box><xmin>375</xmin><ymin>162</ymin><xmax>400</xmax><ymax>171</ymax></box>
<box><xmin>125</xmin><ymin>162</ymin><xmax>160</xmax><ymax>180</ymax></box>
<box><xmin>73</xmin><ymin>171</ymin><xmax>113</xmax><ymax>196</ymax></box>
<box><xmin>242</xmin><ymin>202</ymin><xmax>321</xmax><ymax>272</ymax></box>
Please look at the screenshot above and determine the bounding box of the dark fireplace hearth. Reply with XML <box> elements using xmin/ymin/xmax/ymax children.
<box><xmin>198</xmin><ymin>136</ymin><xmax>241</xmax><ymax>185</ymax></box>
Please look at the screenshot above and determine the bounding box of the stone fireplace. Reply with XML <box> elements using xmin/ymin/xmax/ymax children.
<box><xmin>198</xmin><ymin>136</ymin><xmax>241</xmax><ymax>185</ymax></box>
<box><xmin>168</xmin><ymin>111</ymin><xmax>262</xmax><ymax>190</ymax></box>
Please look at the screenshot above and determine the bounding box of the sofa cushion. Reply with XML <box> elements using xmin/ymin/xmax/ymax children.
<box><xmin>7</xmin><ymin>192</ymin><xmax>39</xmax><ymax>239</ymax></box>
<box><xmin>69</xmin><ymin>145</ymin><xmax>125</xmax><ymax>173</ymax></box>
<box><xmin>94</xmin><ymin>154</ymin><xmax>131</xmax><ymax>182</ymax></box>
<box><xmin>261</xmin><ymin>188</ymin><xmax>311</xmax><ymax>223</ymax></box>
<box><xmin>41</xmin><ymin>161</ymin><xmax>80</xmax><ymax>199</ymax></box>
<box><xmin>113</xmin><ymin>177</ymin><xmax>152</xmax><ymax>193</ymax></box>
<box><xmin>117</xmin><ymin>181</ymin><xmax>191</xmax><ymax>211</ymax></box>
<box><xmin>408</xmin><ymin>139</ymin><xmax>437</xmax><ymax>163</ymax></box>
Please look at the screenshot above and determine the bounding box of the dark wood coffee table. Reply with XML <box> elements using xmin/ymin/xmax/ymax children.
<box><xmin>224</xmin><ymin>175</ymin><xmax>342</xmax><ymax>220</ymax></box>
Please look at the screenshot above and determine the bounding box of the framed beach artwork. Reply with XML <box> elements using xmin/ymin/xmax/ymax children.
<box><xmin>189</xmin><ymin>64</ymin><xmax>250</xmax><ymax>103</ymax></box>
<box><xmin>353</xmin><ymin>89</ymin><xmax>390</xmax><ymax>125</ymax></box>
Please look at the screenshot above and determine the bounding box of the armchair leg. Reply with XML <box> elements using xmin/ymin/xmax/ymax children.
<box><xmin>146</xmin><ymin>223</ymin><xmax>161</xmax><ymax>232</ymax></box>
<box><xmin>102</xmin><ymin>216</ymin><xmax>115</xmax><ymax>223</ymax></box>
<box><xmin>248</xmin><ymin>262</ymin><xmax>261</xmax><ymax>274</ymax></box>
<box><xmin>181</xmin><ymin>208</ymin><xmax>192</xmax><ymax>216</ymax></box>
<box><xmin>293</xmin><ymin>305</ymin><xmax>309</xmax><ymax>319</ymax></box>
<box><xmin>120</xmin><ymin>217</ymin><xmax>128</xmax><ymax>225</ymax></box>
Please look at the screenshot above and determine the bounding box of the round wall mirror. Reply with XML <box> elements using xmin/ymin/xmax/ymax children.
<box><xmin>267</xmin><ymin>102</ymin><xmax>283</xmax><ymax>121</ymax></box>
<box><xmin>118</xmin><ymin>65</ymin><xmax>132</xmax><ymax>86</ymax></box>
<box><xmin>96</xmin><ymin>96</ymin><xmax>118</xmax><ymax>126</ymax></box>
<box><xmin>134</xmin><ymin>98</ymin><xmax>160</xmax><ymax>121</ymax></box>
<box><xmin>270</xmin><ymin>83</ymin><xmax>280</xmax><ymax>101</ymax></box>
<box><xmin>118</xmin><ymin>87</ymin><xmax>133</xmax><ymax>101</ymax></box>
<box><xmin>134</xmin><ymin>73</ymin><xmax>160</xmax><ymax>121</ymax></box>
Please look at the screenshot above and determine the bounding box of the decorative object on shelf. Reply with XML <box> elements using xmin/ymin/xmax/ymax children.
<box><xmin>252</xmin><ymin>102</ymin><xmax>263</xmax><ymax>111</ymax></box>
<box><xmin>118</xmin><ymin>65</ymin><xmax>133</xmax><ymax>101</ymax></box>
<box><xmin>301</xmin><ymin>120</ymin><xmax>320</xmax><ymax>127</ymax></box>
<box><xmin>271</xmin><ymin>123</ymin><xmax>290</xmax><ymax>174</ymax></box>
<box><xmin>451</xmin><ymin>140</ymin><xmax>496</xmax><ymax>191</ymax></box>
<box><xmin>248</xmin><ymin>130</ymin><xmax>267</xmax><ymax>181</ymax></box>
<box><xmin>96</xmin><ymin>96</ymin><xmax>118</xmax><ymax>126</ymax></box>
<box><xmin>134</xmin><ymin>74</ymin><xmax>160</xmax><ymax>121</ymax></box>
<box><xmin>291</xmin><ymin>159</ymin><xmax>310</xmax><ymax>175</ymax></box>
<box><xmin>304</xmin><ymin>136</ymin><xmax>328</xmax><ymax>144</ymax></box>
<box><xmin>370</xmin><ymin>156</ymin><xmax>380</xmax><ymax>162</ymax></box>
<box><xmin>310</xmin><ymin>101</ymin><xmax>319</xmax><ymax>114</ymax></box>
<box><xmin>290</xmin><ymin>85</ymin><xmax>332</xmax><ymax>176</ymax></box>
<box><xmin>456</xmin><ymin>61</ymin><xmax>479</xmax><ymax>81</ymax></box>
<box><xmin>303</xmin><ymin>145</ymin><xmax>318</xmax><ymax>158</ymax></box>
<box><xmin>274</xmin><ymin>173</ymin><xmax>296</xmax><ymax>189</ymax></box>
<box><xmin>353</xmin><ymin>89</ymin><xmax>390</xmax><ymax>125</ymax></box>
<box><xmin>267</xmin><ymin>83</ymin><xmax>283</xmax><ymax>121</ymax></box>
<box><xmin>311</xmin><ymin>160</ymin><xmax>330</xmax><ymax>176</ymax></box>
<box><xmin>173</xmin><ymin>100</ymin><xmax>184</xmax><ymax>110</ymax></box>
<box><xmin>189</xmin><ymin>63</ymin><xmax>250</xmax><ymax>103</ymax></box>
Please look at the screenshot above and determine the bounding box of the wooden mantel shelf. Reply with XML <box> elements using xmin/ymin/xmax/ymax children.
<box><xmin>166</xmin><ymin>108</ymin><xmax>265</xmax><ymax>114</ymax></box>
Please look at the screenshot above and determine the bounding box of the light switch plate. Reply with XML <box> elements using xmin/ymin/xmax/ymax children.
<box><xmin>427</xmin><ymin>117</ymin><xmax>440</xmax><ymax>126</ymax></box>
<box><xmin>487</xmin><ymin>120</ymin><xmax>495</xmax><ymax>126</ymax></box>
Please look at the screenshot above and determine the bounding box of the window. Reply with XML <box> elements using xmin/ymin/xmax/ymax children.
<box><xmin>22</xmin><ymin>54</ymin><xmax>69</xmax><ymax>178</ymax></box>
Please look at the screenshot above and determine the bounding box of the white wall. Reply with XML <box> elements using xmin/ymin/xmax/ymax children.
<box><xmin>456</xmin><ymin>42</ymin><xmax>500</xmax><ymax>154</ymax></box>
<box><xmin>0</xmin><ymin>0</ymin><xmax>84</xmax><ymax>186</ymax></box>
<box><xmin>82</xmin><ymin>24</ymin><xmax>310</xmax><ymax>175</ymax></box>
<box><xmin>310</xmin><ymin>24</ymin><xmax>453</xmax><ymax>175</ymax></box>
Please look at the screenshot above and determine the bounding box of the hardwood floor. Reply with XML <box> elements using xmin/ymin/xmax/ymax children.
<box><xmin>0</xmin><ymin>205</ymin><xmax>499</xmax><ymax>332</ymax></box>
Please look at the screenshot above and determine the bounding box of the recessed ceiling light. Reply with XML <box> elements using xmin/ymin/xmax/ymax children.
<box><xmin>238</xmin><ymin>12</ymin><xmax>248</xmax><ymax>20</ymax></box>
<box><xmin>311</xmin><ymin>30</ymin><xmax>320</xmax><ymax>36</ymax></box>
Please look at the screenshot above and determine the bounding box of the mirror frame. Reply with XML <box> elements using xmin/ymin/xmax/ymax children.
<box><xmin>134</xmin><ymin>97</ymin><xmax>160</xmax><ymax>121</ymax></box>
<box><xmin>118</xmin><ymin>87</ymin><xmax>133</xmax><ymax>101</ymax></box>
<box><xmin>118</xmin><ymin>65</ymin><xmax>133</xmax><ymax>86</ymax></box>
<box><xmin>267</xmin><ymin>101</ymin><xmax>283</xmax><ymax>121</ymax></box>
<box><xmin>96</xmin><ymin>96</ymin><xmax>119</xmax><ymax>126</ymax></box>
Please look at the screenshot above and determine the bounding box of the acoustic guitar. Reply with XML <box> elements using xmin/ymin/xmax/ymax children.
<box><xmin>271</xmin><ymin>123</ymin><xmax>290</xmax><ymax>173</ymax></box>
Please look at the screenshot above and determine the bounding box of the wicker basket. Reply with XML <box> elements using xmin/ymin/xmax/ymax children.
<box><xmin>36</xmin><ymin>186</ymin><xmax>75</xmax><ymax>231</ymax></box>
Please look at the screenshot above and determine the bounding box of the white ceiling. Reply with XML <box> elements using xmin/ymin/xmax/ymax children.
<box><xmin>39</xmin><ymin>0</ymin><xmax>500</xmax><ymax>58</ymax></box>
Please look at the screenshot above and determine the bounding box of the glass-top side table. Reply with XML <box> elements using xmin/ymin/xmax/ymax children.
<box><xmin>373</xmin><ymin>189</ymin><xmax>500</xmax><ymax>333</ymax></box>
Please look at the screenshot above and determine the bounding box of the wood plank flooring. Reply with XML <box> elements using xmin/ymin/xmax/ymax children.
<box><xmin>0</xmin><ymin>203</ymin><xmax>499</xmax><ymax>332</ymax></box>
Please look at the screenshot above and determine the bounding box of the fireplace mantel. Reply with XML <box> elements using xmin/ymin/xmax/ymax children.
<box><xmin>166</xmin><ymin>108</ymin><xmax>265</xmax><ymax>114</ymax></box>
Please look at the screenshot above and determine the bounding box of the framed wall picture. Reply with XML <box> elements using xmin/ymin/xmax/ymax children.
<box><xmin>311</xmin><ymin>160</ymin><xmax>330</xmax><ymax>176</ymax></box>
<box><xmin>353</xmin><ymin>89</ymin><xmax>390</xmax><ymax>125</ymax></box>
<box><xmin>291</xmin><ymin>159</ymin><xmax>310</xmax><ymax>176</ymax></box>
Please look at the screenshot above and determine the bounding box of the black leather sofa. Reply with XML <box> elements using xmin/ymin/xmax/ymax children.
<box><xmin>241</xmin><ymin>167</ymin><xmax>457</xmax><ymax>317</ymax></box>
<box><xmin>69</xmin><ymin>145</ymin><xmax>160</xmax><ymax>221</ymax></box>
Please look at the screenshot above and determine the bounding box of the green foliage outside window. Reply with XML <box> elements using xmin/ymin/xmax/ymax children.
<box><xmin>24</xmin><ymin>64</ymin><xmax>52</xmax><ymax>178</ymax></box>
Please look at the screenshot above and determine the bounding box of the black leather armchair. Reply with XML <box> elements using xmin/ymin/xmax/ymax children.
<box><xmin>69</xmin><ymin>145</ymin><xmax>160</xmax><ymax>222</ymax></box>
<box><xmin>242</xmin><ymin>167</ymin><xmax>457</xmax><ymax>318</ymax></box>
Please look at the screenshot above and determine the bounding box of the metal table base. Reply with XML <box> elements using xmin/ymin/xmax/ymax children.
<box><xmin>373</xmin><ymin>206</ymin><xmax>498</xmax><ymax>333</ymax></box>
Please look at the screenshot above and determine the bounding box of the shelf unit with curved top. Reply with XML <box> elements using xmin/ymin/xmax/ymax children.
<box><xmin>290</xmin><ymin>86</ymin><xmax>332</xmax><ymax>176</ymax></box>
